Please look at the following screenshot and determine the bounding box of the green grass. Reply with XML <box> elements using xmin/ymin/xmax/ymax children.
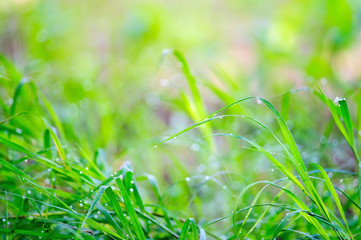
<box><xmin>2</xmin><ymin>0</ymin><xmax>361</xmax><ymax>239</ymax></box>
<box><xmin>1</xmin><ymin>57</ymin><xmax>361</xmax><ymax>238</ymax></box>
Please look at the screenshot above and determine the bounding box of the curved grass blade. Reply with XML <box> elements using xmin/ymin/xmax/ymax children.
<box><xmin>271</xmin><ymin>210</ymin><xmax>303</xmax><ymax>239</ymax></box>
<box><xmin>160</xmin><ymin>49</ymin><xmax>215</xmax><ymax>149</ymax></box>
<box><xmin>243</xmin><ymin>182</ymin><xmax>293</xmax><ymax>239</ymax></box>
<box><xmin>309</xmin><ymin>163</ymin><xmax>352</xmax><ymax>238</ymax></box>
<box><xmin>230</xmin><ymin>176</ymin><xmax>329</xmax><ymax>240</ymax></box>
<box><xmin>143</xmin><ymin>173</ymin><xmax>172</xmax><ymax>228</ymax></box>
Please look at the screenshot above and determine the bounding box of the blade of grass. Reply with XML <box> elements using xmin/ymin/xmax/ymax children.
<box><xmin>115</xmin><ymin>177</ymin><xmax>146</xmax><ymax>240</ymax></box>
<box><xmin>179</xmin><ymin>218</ymin><xmax>198</xmax><ymax>240</ymax></box>
<box><xmin>81</xmin><ymin>186</ymin><xmax>107</xmax><ymax>228</ymax></box>
<box><xmin>105</xmin><ymin>186</ymin><xmax>135</xmax><ymax>240</ymax></box>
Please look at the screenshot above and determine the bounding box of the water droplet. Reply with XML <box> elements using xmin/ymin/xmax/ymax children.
<box><xmin>25</xmin><ymin>159</ymin><xmax>28</xmax><ymax>163</ymax></box>
<box><xmin>111</xmin><ymin>174</ymin><xmax>114</xmax><ymax>177</ymax></box>
<box><xmin>80</xmin><ymin>171</ymin><xmax>82</xmax><ymax>174</ymax></box>
<box><xmin>119</xmin><ymin>175</ymin><xmax>123</xmax><ymax>180</ymax></box>
<box><xmin>130</xmin><ymin>180</ymin><xmax>134</xmax><ymax>184</ymax></box>
<box><xmin>2</xmin><ymin>219</ymin><xmax>5</xmax><ymax>222</ymax></box>
<box><xmin>94</xmin><ymin>214</ymin><xmax>98</xmax><ymax>219</ymax></box>
<box><xmin>256</xmin><ymin>98</ymin><xmax>262</xmax><ymax>104</ymax></box>
<box><xmin>340</xmin><ymin>179</ymin><xmax>343</xmax><ymax>183</ymax></box>
<box><xmin>205</xmin><ymin>176</ymin><xmax>210</xmax><ymax>180</ymax></box>
<box><xmin>22</xmin><ymin>196</ymin><xmax>26</xmax><ymax>199</ymax></box>
<box><xmin>191</xmin><ymin>144</ymin><xmax>200</xmax><ymax>152</ymax></box>
<box><xmin>130</xmin><ymin>188</ymin><xmax>134</xmax><ymax>192</ymax></box>
<box><xmin>222</xmin><ymin>186</ymin><xmax>227</xmax><ymax>190</ymax></box>
<box><xmin>321</xmin><ymin>78</ymin><xmax>327</xmax><ymax>85</ymax></box>
<box><xmin>154</xmin><ymin>145</ymin><xmax>157</xmax><ymax>148</ymax></box>
<box><xmin>91</xmin><ymin>190</ymin><xmax>93</xmax><ymax>193</ymax></box>
<box><xmin>271</xmin><ymin>169</ymin><xmax>274</xmax><ymax>172</ymax></box>
<box><xmin>48</xmin><ymin>168</ymin><xmax>51</xmax><ymax>172</ymax></box>
<box><xmin>85</xmin><ymin>167</ymin><xmax>89</xmax><ymax>171</ymax></box>
<box><xmin>79</xmin><ymin>203</ymin><xmax>83</xmax><ymax>207</ymax></box>
<box><xmin>333</xmin><ymin>96</ymin><xmax>345</xmax><ymax>103</ymax></box>
<box><xmin>15</xmin><ymin>128</ymin><xmax>22</xmax><ymax>134</ymax></box>
<box><xmin>185</xmin><ymin>177</ymin><xmax>191</xmax><ymax>182</ymax></box>
<box><xmin>104</xmin><ymin>203</ymin><xmax>108</xmax><ymax>206</ymax></box>
<box><xmin>27</xmin><ymin>190</ymin><xmax>31</xmax><ymax>194</ymax></box>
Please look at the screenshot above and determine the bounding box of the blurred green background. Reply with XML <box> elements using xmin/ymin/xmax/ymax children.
<box><xmin>1</xmin><ymin>0</ymin><xmax>361</xmax><ymax>235</ymax></box>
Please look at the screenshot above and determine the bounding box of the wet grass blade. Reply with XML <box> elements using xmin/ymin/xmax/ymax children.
<box><xmin>81</xmin><ymin>186</ymin><xmax>107</xmax><ymax>228</ymax></box>
<box><xmin>115</xmin><ymin>177</ymin><xmax>146</xmax><ymax>240</ymax></box>
<box><xmin>0</xmin><ymin>157</ymin><xmax>72</xmax><ymax>211</ymax></box>
<box><xmin>105</xmin><ymin>187</ymin><xmax>135</xmax><ymax>239</ymax></box>
<box><xmin>309</xmin><ymin>163</ymin><xmax>352</xmax><ymax>238</ymax></box>
<box><xmin>47</xmin><ymin>124</ymin><xmax>70</xmax><ymax>170</ymax></box>
<box><xmin>179</xmin><ymin>218</ymin><xmax>198</xmax><ymax>240</ymax></box>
